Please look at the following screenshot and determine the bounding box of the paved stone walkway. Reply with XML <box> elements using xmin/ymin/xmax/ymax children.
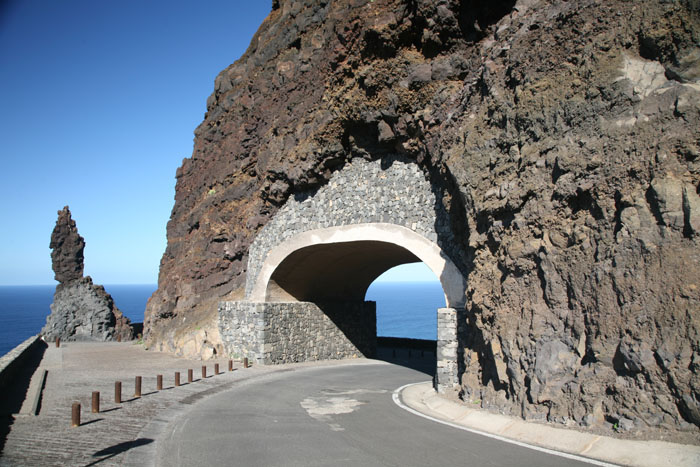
<box><xmin>0</xmin><ymin>342</ymin><xmax>281</xmax><ymax>466</ymax></box>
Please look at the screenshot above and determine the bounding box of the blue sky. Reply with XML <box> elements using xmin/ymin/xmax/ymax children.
<box><xmin>0</xmin><ymin>0</ymin><xmax>437</xmax><ymax>286</ymax></box>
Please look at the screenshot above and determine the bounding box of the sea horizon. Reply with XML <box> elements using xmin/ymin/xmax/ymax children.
<box><xmin>0</xmin><ymin>281</ymin><xmax>444</xmax><ymax>358</ymax></box>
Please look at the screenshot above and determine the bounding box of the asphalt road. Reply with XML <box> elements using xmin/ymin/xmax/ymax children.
<box><xmin>157</xmin><ymin>361</ymin><xmax>593</xmax><ymax>467</ymax></box>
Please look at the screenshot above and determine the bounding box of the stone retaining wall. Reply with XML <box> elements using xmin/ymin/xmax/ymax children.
<box><xmin>219</xmin><ymin>301</ymin><xmax>376</xmax><ymax>364</ymax></box>
<box><xmin>0</xmin><ymin>335</ymin><xmax>43</xmax><ymax>391</ymax></box>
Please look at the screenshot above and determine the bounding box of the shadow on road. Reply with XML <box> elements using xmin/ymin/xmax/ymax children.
<box><xmin>86</xmin><ymin>438</ymin><xmax>153</xmax><ymax>466</ymax></box>
<box><xmin>374</xmin><ymin>337</ymin><xmax>436</xmax><ymax>377</ymax></box>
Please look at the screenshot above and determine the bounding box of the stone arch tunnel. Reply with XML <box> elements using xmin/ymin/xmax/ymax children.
<box><xmin>250</xmin><ymin>223</ymin><xmax>465</xmax><ymax>308</ymax></box>
<box><xmin>218</xmin><ymin>156</ymin><xmax>466</xmax><ymax>392</ymax></box>
<box><xmin>266</xmin><ymin>239</ymin><xmax>421</xmax><ymax>303</ymax></box>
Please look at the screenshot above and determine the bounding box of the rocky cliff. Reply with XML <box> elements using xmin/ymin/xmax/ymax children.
<box><xmin>145</xmin><ymin>0</ymin><xmax>700</xmax><ymax>441</ymax></box>
<box><xmin>42</xmin><ymin>207</ymin><xmax>133</xmax><ymax>342</ymax></box>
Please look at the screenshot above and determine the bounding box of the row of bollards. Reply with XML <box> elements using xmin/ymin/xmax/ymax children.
<box><xmin>71</xmin><ymin>358</ymin><xmax>251</xmax><ymax>427</ymax></box>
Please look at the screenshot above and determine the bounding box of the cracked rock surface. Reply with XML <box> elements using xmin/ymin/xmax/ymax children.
<box><xmin>145</xmin><ymin>0</ymin><xmax>700</xmax><ymax>443</ymax></box>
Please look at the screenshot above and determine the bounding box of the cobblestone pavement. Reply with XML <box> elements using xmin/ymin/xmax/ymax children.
<box><xmin>0</xmin><ymin>341</ymin><xmax>285</xmax><ymax>466</ymax></box>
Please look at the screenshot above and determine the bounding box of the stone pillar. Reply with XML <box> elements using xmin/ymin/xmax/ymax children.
<box><xmin>436</xmin><ymin>307</ymin><xmax>458</xmax><ymax>394</ymax></box>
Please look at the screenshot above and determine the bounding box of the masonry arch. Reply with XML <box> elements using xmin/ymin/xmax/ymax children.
<box><xmin>218</xmin><ymin>156</ymin><xmax>464</xmax><ymax>393</ymax></box>
<box><xmin>249</xmin><ymin>223</ymin><xmax>466</xmax><ymax>308</ymax></box>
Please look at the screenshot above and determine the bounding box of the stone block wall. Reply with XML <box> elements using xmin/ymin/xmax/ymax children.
<box><xmin>219</xmin><ymin>301</ymin><xmax>376</xmax><ymax>364</ymax></box>
<box><xmin>0</xmin><ymin>335</ymin><xmax>45</xmax><ymax>393</ymax></box>
<box><xmin>245</xmin><ymin>155</ymin><xmax>459</xmax><ymax>298</ymax></box>
<box><xmin>218</xmin><ymin>301</ymin><xmax>265</xmax><ymax>361</ymax></box>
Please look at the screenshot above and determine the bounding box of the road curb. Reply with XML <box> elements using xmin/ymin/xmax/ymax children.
<box><xmin>394</xmin><ymin>381</ymin><xmax>700</xmax><ymax>467</ymax></box>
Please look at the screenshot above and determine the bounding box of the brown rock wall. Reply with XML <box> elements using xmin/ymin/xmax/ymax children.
<box><xmin>145</xmin><ymin>0</ymin><xmax>700</xmax><ymax>441</ymax></box>
<box><xmin>50</xmin><ymin>206</ymin><xmax>85</xmax><ymax>283</ymax></box>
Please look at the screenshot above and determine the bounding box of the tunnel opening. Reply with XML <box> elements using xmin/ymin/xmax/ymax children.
<box><xmin>267</xmin><ymin>240</ymin><xmax>422</xmax><ymax>302</ymax></box>
<box><xmin>265</xmin><ymin>240</ymin><xmax>436</xmax><ymax>369</ymax></box>
<box><xmin>220</xmin><ymin>223</ymin><xmax>464</xmax><ymax>393</ymax></box>
<box><xmin>366</xmin><ymin>263</ymin><xmax>442</xmax><ymax>376</ymax></box>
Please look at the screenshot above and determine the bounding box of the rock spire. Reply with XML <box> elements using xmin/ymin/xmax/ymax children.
<box><xmin>42</xmin><ymin>206</ymin><xmax>133</xmax><ymax>342</ymax></box>
<box><xmin>50</xmin><ymin>206</ymin><xmax>85</xmax><ymax>283</ymax></box>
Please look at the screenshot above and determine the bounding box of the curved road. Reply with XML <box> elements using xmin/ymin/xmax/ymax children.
<box><xmin>157</xmin><ymin>361</ymin><xmax>593</xmax><ymax>466</ymax></box>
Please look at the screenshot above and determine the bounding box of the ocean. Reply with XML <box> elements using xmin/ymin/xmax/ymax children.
<box><xmin>0</xmin><ymin>284</ymin><xmax>157</xmax><ymax>357</ymax></box>
<box><xmin>0</xmin><ymin>281</ymin><xmax>444</xmax><ymax>357</ymax></box>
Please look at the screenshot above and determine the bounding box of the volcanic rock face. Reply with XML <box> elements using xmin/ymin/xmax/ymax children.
<box><xmin>43</xmin><ymin>277</ymin><xmax>133</xmax><ymax>342</ymax></box>
<box><xmin>50</xmin><ymin>206</ymin><xmax>85</xmax><ymax>283</ymax></box>
<box><xmin>146</xmin><ymin>0</ymin><xmax>700</xmax><ymax>440</ymax></box>
<box><xmin>42</xmin><ymin>207</ymin><xmax>133</xmax><ymax>342</ymax></box>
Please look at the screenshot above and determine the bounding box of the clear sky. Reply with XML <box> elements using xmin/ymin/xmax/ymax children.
<box><xmin>0</xmin><ymin>0</ymin><xmax>438</xmax><ymax>286</ymax></box>
<box><xmin>0</xmin><ymin>0</ymin><xmax>271</xmax><ymax>285</ymax></box>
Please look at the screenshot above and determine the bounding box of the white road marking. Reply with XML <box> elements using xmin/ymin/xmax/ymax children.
<box><xmin>392</xmin><ymin>382</ymin><xmax>618</xmax><ymax>467</ymax></box>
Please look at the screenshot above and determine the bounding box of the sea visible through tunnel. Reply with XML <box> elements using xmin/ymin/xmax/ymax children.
<box><xmin>0</xmin><ymin>281</ymin><xmax>443</xmax><ymax>357</ymax></box>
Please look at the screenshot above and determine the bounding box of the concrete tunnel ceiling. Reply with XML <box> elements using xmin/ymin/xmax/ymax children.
<box><xmin>267</xmin><ymin>240</ymin><xmax>421</xmax><ymax>302</ymax></box>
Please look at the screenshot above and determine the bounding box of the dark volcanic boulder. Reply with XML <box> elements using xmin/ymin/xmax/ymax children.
<box><xmin>145</xmin><ymin>0</ymin><xmax>700</xmax><ymax>441</ymax></box>
<box><xmin>42</xmin><ymin>206</ymin><xmax>133</xmax><ymax>342</ymax></box>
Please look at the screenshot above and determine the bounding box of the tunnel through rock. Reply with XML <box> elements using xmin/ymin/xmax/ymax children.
<box><xmin>219</xmin><ymin>223</ymin><xmax>464</xmax><ymax>393</ymax></box>
<box><xmin>218</xmin><ymin>156</ymin><xmax>465</xmax><ymax>393</ymax></box>
<box><xmin>266</xmin><ymin>240</ymin><xmax>419</xmax><ymax>302</ymax></box>
<box><xmin>366</xmin><ymin>263</ymin><xmax>444</xmax><ymax>377</ymax></box>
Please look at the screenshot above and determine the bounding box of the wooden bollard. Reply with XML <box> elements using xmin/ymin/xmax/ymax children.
<box><xmin>71</xmin><ymin>402</ymin><xmax>80</xmax><ymax>427</ymax></box>
<box><xmin>115</xmin><ymin>381</ymin><xmax>122</xmax><ymax>403</ymax></box>
<box><xmin>244</xmin><ymin>357</ymin><xmax>249</xmax><ymax>369</ymax></box>
<box><xmin>157</xmin><ymin>374</ymin><xmax>163</xmax><ymax>391</ymax></box>
<box><xmin>188</xmin><ymin>369</ymin><xmax>193</xmax><ymax>383</ymax></box>
<box><xmin>91</xmin><ymin>391</ymin><xmax>100</xmax><ymax>413</ymax></box>
<box><xmin>202</xmin><ymin>365</ymin><xmax>207</xmax><ymax>379</ymax></box>
<box><xmin>135</xmin><ymin>376</ymin><xmax>142</xmax><ymax>397</ymax></box>
<box><xmin>175</xmin><ymin>372</ymin><xmax>180</xmax><ymax>387</ymax></box>
<box><xmin>214</xmin><ymin>363</ymin><xmax>219</xmax><ymax>375</ymax></box>
<box><xmin>228</xmin><ymin>359</ymin><xmax>233</xmax><ymax>371</ymax></box>
<box><xmin>55</xmin><ymin>337</ymin><xmax>60</xmax><ymax>348</ymax></box>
